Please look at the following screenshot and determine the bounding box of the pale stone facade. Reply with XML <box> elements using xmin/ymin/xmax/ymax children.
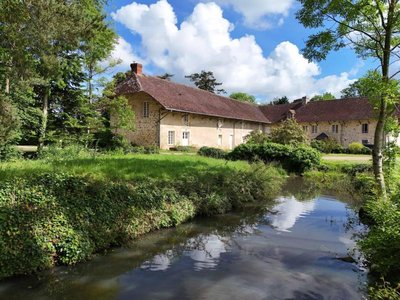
<box><xmin>118</xmin><ymin>92</ymin><xmax>264</xmax><ymax>150</ymax></box>
<box><xmin>299</xmin><ymin>120</ymin><xmax>376</xmax><ymax>147</ymax></box>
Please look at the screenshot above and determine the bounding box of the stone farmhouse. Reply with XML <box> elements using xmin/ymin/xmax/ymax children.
<box><xmin>116</xmin><ymin>63</ymin><xmax>396</xmax><ymax>150</ymax></box>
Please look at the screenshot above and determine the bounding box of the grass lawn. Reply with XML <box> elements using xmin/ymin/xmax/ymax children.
<box><xmin>0</xmin><ymin>154</ymin><xmax>251</xmax><ymax>181</ymax></box>
<box><xmin>322</xmin><ymin>154</ymin><xmax>372</xmax><ymax>168</ymax></box>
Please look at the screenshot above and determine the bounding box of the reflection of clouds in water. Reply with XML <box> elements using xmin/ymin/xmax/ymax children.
<box><xmin>140</xmin><ymin>235</ymin><xmax>228</xmax><ymax>272</ymax></box>
<box><xmin>187</xmin><ymin>234</ymin><xmax>227</xmax><ymax>271</ymax></box>
<box><xmin>269</xmin><ymin>196</ymin><xmax>316</xmax><ymax>232</ymax></box>
<box><xmin>140</xmin><ymin>250</ymin><xmax>173</xmax><ymax>271</ymax></box>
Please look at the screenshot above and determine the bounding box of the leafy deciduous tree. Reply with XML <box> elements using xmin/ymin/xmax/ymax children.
<box><xmin>229</xmin><ymin>92</ymin><xmax>256</xmax><ymax>104</ymax></box>
<box><xmin>296</xmin><ymin>0</ymin><xmax>400</xmax><ymax>197</ymax></box>
<box><xmin>185</xmin><ymin>71</ymin><xmax>226</xmax><ymax>94</ymax></box>
<box><xmin>270</xmin><ymin>119</ymin><xmax>308</xmax><ymax>146</ymax></box>
<box><xmin>272</xmin><ymin>96</ymin><xmax>289</xmax><ymax>105</ymax></box>
<box><xmin>310</xmin><ymin>92</ymin><xmax>335</xmax><ymax>101</ymax></box>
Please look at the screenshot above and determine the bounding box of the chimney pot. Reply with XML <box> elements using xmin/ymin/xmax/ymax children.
<box><xmin>131</xmin><ymin>62</ymin><xmax>143</xmax><ymax>75</ymax></box>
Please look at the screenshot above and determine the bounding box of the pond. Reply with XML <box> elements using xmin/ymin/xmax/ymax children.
<box><xmin>0</xmin><ymin>180</ymin><xmax>367</xmax><ymax>300</ymax></box>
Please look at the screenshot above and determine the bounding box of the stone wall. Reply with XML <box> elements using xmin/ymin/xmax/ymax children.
<box><xmin>115</xmin><ymin>92</ymin><xmax>160</xmax><ymax>147</ymax></box>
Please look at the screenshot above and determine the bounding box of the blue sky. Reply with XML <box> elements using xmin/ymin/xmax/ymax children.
<box><xmin>105</xmin><ymin>0</ymin><xmax>374</xmax><ymax>102</ymax></box>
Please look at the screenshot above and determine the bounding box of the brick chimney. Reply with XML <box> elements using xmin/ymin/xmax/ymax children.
<box><xmin>302</xmin><ymin>96</ymin><xmax>308</xmax><ymax>105</ymax></box>
<box><xmin>131</xmin><ymin>62</ymin><xmax>143</xmax><ymax>75</ymax></box>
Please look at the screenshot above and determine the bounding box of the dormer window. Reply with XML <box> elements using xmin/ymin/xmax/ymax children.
<box><xmin>143</xmin><ymin>101</ymin><xmax>149</xmax><ymax>118</ymax></box>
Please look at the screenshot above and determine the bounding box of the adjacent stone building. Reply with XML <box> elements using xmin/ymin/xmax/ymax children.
<box><xmin>116</xmin><ymin>63</ymin><xmax>398</xmax><ymax>150</ymax></box>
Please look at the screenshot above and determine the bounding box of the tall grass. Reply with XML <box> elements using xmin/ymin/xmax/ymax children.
<box><xmin>0</xmin><ymin>153</ymin><xmax>251</xmax><ymax>182</ymax></box>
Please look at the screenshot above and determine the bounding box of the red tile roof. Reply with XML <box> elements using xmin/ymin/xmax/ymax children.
<box><xmin>259</xmin><ymin>102</ymin><xmax>304</xmax><ymax>123</ymax></box>
<box><xmin>116</xmin><ymin>73</ymin><xmax>270</xmax><ymax>124</ymax></box>
<box><xmin>294</xmin><ymin>97</ymin><xmax>376</xmax><ymax>122</ymax></box>
<box><xmin>116</xmin><ymin>72</ymin><xmax>395</xmax><ymax>124</ymax></box>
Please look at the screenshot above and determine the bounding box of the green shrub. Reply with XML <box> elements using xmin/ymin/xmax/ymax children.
<box><xmin>143</xmin><ymin>145</ymin><xmax>160</xmax><ymax>154</ymax></box>
<box><xmin>198</xmin><ymin>146</ymin><xmax>227</xmax><ymax>159</ymax></box>
<box><xmin>348</xmin><ymin>142</ymin><xmax>372</xmax><ymax>154</ymax></box>
<box><xmin>0</xmin><ymin>165</ymin><xmax>285</xmax><ymax>279</ymax></box>
<box><xmin>38</xmin><ymin>144</ymin><xmax>91</xmax><ymax>161</ymax></box>
<box><xmin>270</xmin><ymin>119</ymin><xmax>308</xmax><ymax>145</ymax></box>
<box><xmin>310</xmin><ymin>138</ymin><xmax>344</xmax><ymax>154</ymax></box>
<box><xmin>169</xmin><ymin>146</ymin><xmax>197</xmax><ymax>152</ymax></box>
<box><xmin>228</xmin><ymin>142</ymin><xmax>320</xmax><ymax>173</ymax></box>
<box><xmin>358</xmin><ymin>199</ymin><xmax>400</xmax><ymax>278</ymax></box>
<box><xmin>244</xmin><ymin>130</ymin><xmax>270</xmax><ymax>144</ymax></box>
<box><xmin>0</xmin><ymin>144</ymin><xmax>22</xmax><ymax>162</ymax></box>
<box><xmin>369</xmin><ymin>281</ymin><xmax>400</xmax><ymax>300</ymax></box>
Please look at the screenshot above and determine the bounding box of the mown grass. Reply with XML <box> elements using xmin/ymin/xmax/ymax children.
<box><xmin>0</xmin><ymin>153</ymin><xmax>251</xmax><ymax>181</ymax></box>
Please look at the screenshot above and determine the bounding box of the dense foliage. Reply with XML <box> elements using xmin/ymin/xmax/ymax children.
<box><xmin>0</xmin><ymin>0</ymin><xmax>128</xmax><ymax>151</ymax></box>
<box><xmin>310</xmin><ymin>138</ymin><xmax>344</xmax><ymax>154</ymax></box>
<box><xmin>270</xmin><ymin>119</ymin><xmax>308</xmax><ymax>146</ymax></box>
<box><xmin>229</xmin><ymin>92</ymin><xmax>256</xmax><ymax>104</ymax></box>
<box><xmin>228</xmin><ymin>142</ymin><xmax>321</xmax><ymax>173</ymax></box>
<box><xmin>348</xmin><ymin>142</ymin><xmax>372</xmax><ymax>155</ymax></box>
<box><xmin>198</xmin><ymin>146</ymin><xmax>227</xmax><ymax>159</ymax></box>
<box><xmin>0</xmin><ymin>163</ymin><xmax>284</xmax><ymax>279</ymax></box>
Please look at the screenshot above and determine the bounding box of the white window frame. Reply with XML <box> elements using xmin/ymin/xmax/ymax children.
<box><xmin>332</xmin><ymin>124</ymin><xmax>339</xmax><ymax>134</ymax></box>
<box><xmin>168</xmin><ymin>131</ymin><xmax>175</xmax><ymax>145</ymax></box>
<box><xmin>143</xmin><ymin>101</ymin><xmax>149</xmax><ymax>118</ymax></box>
<box><xmin>362</xmin><ymin>123</ymin><xmax>368</xmax><ymax>134</ymax></box>
<box><xmin>312</xmin><ymin>125</ymin><xmax>318</xmax><ymax>134</ymax></box>
<box><xmin>303</xmin><ymin>125</ymin><xmax>308</xmax><ymax>132</ymax></box>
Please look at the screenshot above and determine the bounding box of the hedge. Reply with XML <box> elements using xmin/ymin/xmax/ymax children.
<box><xmin>0</xmin><ymin>164</ymin><xmax>284</xmax><ymax>279</ymax></box>
<box><xmin>198</xmin><ymin>146</ymin><xmax>227</xmax><ymax>159</ymax></box>
<box><xmin>228</xmin><ymin>142</ymin><xmax>321</xmax><ymax>173</ymax></box>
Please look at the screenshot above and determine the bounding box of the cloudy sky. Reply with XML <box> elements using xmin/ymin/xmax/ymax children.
<box><xmin>105</xmin><ymin>0</ymin><xmax>373</xmax><ymax>103</ymax></box>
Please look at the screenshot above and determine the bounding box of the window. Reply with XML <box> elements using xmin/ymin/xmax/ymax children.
<box><xmin>168</xmin><ymin>131</ymin><xmax>175</xmax><ymax>145</ymax></box>
<box><xmin>312</xmin><ymin>125</ymin><xmax>318</xmax><ymax>134</ymax></box>
<box><xmin>218</xmin><ymin>134</ymin><xmax>222</xmax><ymax>146</ymax></box>
<box><xmin>332</xmin><ymin>124</ymin><xmax>339</xmax><ymax>134</ymax></box>
<box><xmin>183</xmin><ymin>114</ymin><xmax>189</xmax><ymax>125</ymax></box>
<box><xmin>362</xmin><ymin>139</ymin><xmax>369</xmax><ymax>145</ymax></box>
<box><xmin>143</xmin><ymin>101</ymin><xmax>149</xmax><ymax>118</ymax></box>
<box><xmin>362</xmin><ymin>123</ymin><xmax>369</xmax><ymax>133</ymax></box>
<box><xmin>302</xmin><ymin>126</ymin><xmax>308</xmax><ymax>132</ymax></box>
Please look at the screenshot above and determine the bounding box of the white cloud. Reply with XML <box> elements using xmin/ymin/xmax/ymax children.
<box><xmin>112</xmin><ymin>1</ymin><xmax>355</xmax><ymax>101</ymax></box>
<box><xmin>212</xmin><ymin>0</ymin><xmax>294</xmax><ymax>29</ymax></box>
<box><xmin>109</xmin><ymin>36</ymin><xmax>142</xmax><ymax>68</ymax></box>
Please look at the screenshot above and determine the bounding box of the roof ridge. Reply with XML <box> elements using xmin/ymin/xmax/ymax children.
<box><xmin>142</xmin><ymin>75</ymin><xmax>260</xmax><ymax>107</ymax></box>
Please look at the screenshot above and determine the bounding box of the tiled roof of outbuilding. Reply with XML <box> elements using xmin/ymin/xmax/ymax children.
<box><xmin>259</xmin><ymin>102</ymin><xmax>304</xmax><ymax>123</ymax></box>
<box><xmin>294</xmin><ymin>97</ymin><xmax>376</xmax><ymax>122</ymax></box>
<box><xmin>116</xmin><ymin>73</ymin><xmax>271</xmax><ymax>124</ymax></box>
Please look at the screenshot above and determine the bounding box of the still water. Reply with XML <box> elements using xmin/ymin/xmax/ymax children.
<box><xmin>0</xmin><ymin>184</ymin><xmax>366</xmax><ymax>300</ymax></box>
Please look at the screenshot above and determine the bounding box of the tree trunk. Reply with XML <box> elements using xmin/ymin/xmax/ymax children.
<box><xmin>38</xmin><ymin>86</ymin><xmax>49</xmax><ymax>152</ymax></box>
<box><xmin>5</xmin><ymin>78</ymin><xmax>10</xmax><ymax>94</ymax></box>
<box><xmin>373</xmin><ymin>98</ymin><xmax>387</xmax><ymax>199</ymax></box>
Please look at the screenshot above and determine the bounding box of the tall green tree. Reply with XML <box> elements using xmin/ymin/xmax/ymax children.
<box><xmin>0</xmin><ymin>0</ymin><xmax>116</xmax><ymax>150</ymax></box>
<box><xmin>229</xmin><ymin>92</ymin><xmax>256</xmax><ymax>104</ymax></box>
<box><xmin>185</xmin><ymin>71</ymin><xmax>226</xmax><ymax>94</ymax></box>
<box><xmin>341</xmin><ymin>79</ymin><xmax>369</xmax><ymax>98</ymax></box>
<box><xmin>310</xmin><ymin>92</ymin><xmax>335</xmax><ymax>101</ymax></box>
<box><xmin>296</xmin><ymin>0</ymin><xmax>400</xmax><ymax>197</ymax></box>
<box><xmin>270</xmin><ymin>119</ymin><xmax>308</xmax><ymax>146</ymax></box>
<box><xmin>272</xmin><ymin>96</ymin><xmax>289</xmax><ymax>105</ymax></box>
